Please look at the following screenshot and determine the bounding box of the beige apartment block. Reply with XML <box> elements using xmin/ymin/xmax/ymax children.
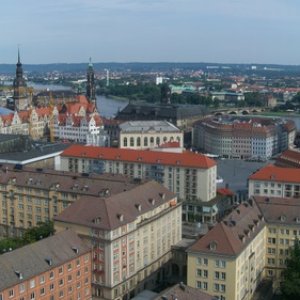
<box><xmin>54</xmin><ymin>181</ymin><xmax>182</xmax><ymax>300</ymax></box>
<box><xmin>187</xmin><ymin>199</ymin><xmax>266</xmax><ymax>300</ymax></box>
<box><xmin>0</xmin><ymin>229</ymin><xmax>92</xmax><ymax>300</ymax></box>
<box><xmin>187</xmin><ymin>196</ymin><xmax>300</xmax><ymax>299</ymax></box>
<box><xmin>59</xmin><ymin>145</ymin><xmax>218</xmax><ymax>223</ymax></box>
<box><xmin>0</xmin><ymin>164</ymin><xmax>144</xmax><ymax>237</ymax></box>
<box><xmin>59</xmin><ymin>145</ymin><xmax>217</xmax><ymax>203</ymax></box>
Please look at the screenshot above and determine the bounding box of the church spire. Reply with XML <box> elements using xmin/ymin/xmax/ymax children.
<box><xmin>18</xmin><ymin>46</ymin><xmax>21</xmax><ymax>64</ymax></box>
<box><xmin>86</xmin><ymin>57</ymin><xmax>96</xmax><ymax>103</ymax></box>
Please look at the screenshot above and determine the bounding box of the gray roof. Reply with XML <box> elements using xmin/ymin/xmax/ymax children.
<box><xmin>119</xmin><ymin>120</ymin><xmax>180</xmax><ymax>133</ymax></box>
<box><xmin>154</xmin><ymin>283</ymin><xmax>215</xmax><ymax>300</ymax></box>
<box><xmin>116</xmin><ymin>103</ymin><xmax>208</xmax><ymax>121</ymax></box>
<box><xmin>0</xmin><ymin>164</ymin><xmax>142</xmax><ymax>197</ymax></box>
<box><xmin>54</xmin><ymin>180</ymin><xmax>176</xmax><ymax>230</ymax></box>
<box><xmin>0</xmin><ymin>229</ymin><xmax>91</xmax><ymax>291</ymax></box>
<box><xmin>0</xmin><ymin>142</ymin><xmax>69</xmax><ymax>163</ymax></box>
<box><xmin>0</xmin><ymin>107</ymin><xmax>13</xmax><ymax>115</ymax></box>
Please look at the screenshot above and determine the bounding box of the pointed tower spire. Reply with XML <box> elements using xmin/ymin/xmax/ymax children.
<box><xmin>18</xmin><ymin>46</ymin><xmax>21</xmax><ymax>64</ymax></box>
<box><xmin>86</xmin><ymin>57</ymin><xmax>96</xmax><ymax>103</ymax></box>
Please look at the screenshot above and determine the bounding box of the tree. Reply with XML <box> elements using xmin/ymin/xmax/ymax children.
<box><xmin>281</xmin><ymin>240</ymin><xmax>300</xmax><ymax>299</ymax></box>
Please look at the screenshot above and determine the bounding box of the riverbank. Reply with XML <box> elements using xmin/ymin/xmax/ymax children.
<box><xmin>97</xmin><ymin>94</ymin><xmax>129</xmax><ymax>102</ymax></box>
<box><xmin>257</xmin><ymin>111</ymin><xmax>300</xmax><ymax>117</ymax></box>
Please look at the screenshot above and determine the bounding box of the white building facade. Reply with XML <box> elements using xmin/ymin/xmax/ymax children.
<box><xmin>119</xmin><ymin>120</ymin><xmax>184</xmax><ymax>150</ymax></box>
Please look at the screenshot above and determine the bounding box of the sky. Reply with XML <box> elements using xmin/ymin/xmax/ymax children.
<box><xmin>0</xmin><ymin>0</ymin><xmax>299</xmax><ymax>65</ymax></box>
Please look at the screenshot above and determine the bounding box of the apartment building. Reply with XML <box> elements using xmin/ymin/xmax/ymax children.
<box><xmin>59</xmin><ymin>145</ymin><xmax>218</xmax><ymax>223</ymax></box>
<box><xmin>255</xmin><ymin>196</ymin><xmax>300</xmax><ymax>291</ymax></box>
<box><xmin>54</xmin><ymin>181</ymin><xmax>182</xmax><ymax>300</ymax></box>
<box><xmin>275</xmin><ymin>149</ymin><xmax>300</xmax><ymax>168</ymax></box>
<box><xmin>248</xmin><ymin>164</ymin><xmax>300</xmax><ymax>198</ymax></box>
<box><xmin>118</xmin><ymin>120</ymin><xmax>184</xmax><ymax>150</ymax></box>
<box><xmin>0</xmin><ymin>229</ymin><xmax>92</xmax><ymax>300</ymax></box>
<box><xmin>193</xmin><ymin>115</ymin><xmax>296</xmax><ymax>159</ymax></box>
<box><xmin>187</xmin><ymin>196</ymin><xmax>300</xmax><ymax>299</ymax></box>
<box><xmin>0</xmin><ymin>164</ymin><xmax>144</xmax><ymax>237</ymax></box>
<box><xmin>187</xmin><ymin>199</ymin><xmax>266</xmax><ymax>300</ymax></box>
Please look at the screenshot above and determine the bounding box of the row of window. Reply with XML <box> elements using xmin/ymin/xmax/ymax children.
<box><xmin>196</xmin><ymin>280</ymin><xmax>226</xmax><ymax>293</ymax></box>
<box><xmin>123</xmin><ymin>136</ymin><xmax>181</xmax><ymax>147</ymax></box>
<box><xmin>197</xmin><ymin>257</ymin><xmax>226</xmax><ymax>268</ymax></box>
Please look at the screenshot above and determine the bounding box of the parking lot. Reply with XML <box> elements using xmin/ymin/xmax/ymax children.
<box><xmin>216</xmin><ymin>158</ymin><xmax>271</xmax><ymax>192</ymax></box>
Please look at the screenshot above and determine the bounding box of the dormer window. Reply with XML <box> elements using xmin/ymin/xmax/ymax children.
<box><xmin>296</xmin><ymin>217</ymin><xmax>300</xmax><ymax>223</ymax></box>
<box><xmin>149</xmin><ymin>198</ymin><xmax>155</xmax><ymax>205</ymax></box>
<box><xmin>280</xmin><ymin>215</ymin><xmax>286</xmax><ymax>222</ymax></box>
<box><xmin>135</xmin><ymin>204</ymin><xmax>142</xmax><ymax>211</ymax></box>
<box><xmin>117</xmin><ymin>214</ymin><xmax>124</xmax><ymax>222</ymax></box>
<box><xmin>209</xmin><ymin>241</ymin><xmax>217</xmax><ymax>251</ymax></box>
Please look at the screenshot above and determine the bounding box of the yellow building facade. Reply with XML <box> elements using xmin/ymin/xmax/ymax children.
<box><xmin>187</xmin><ymin>196</ymin><xmax>300</xmax><ymax>299</ymax></box>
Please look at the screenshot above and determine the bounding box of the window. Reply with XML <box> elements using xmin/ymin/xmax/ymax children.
<box><xmin>30</xmin><ymin>279</ymin><xmax>35</xmax><ymax>288</ymax></box>
<box><xmin>76</xmin><ymin>259</ymin><xmax>80</xmax><ymax>267</ymax></box>
<box><xmin>59</xmin><ymin>278</ymin><xmax>64</xmax><ymax>286</ymax></box>
<box><xmin>19</xmin><ymin>284</ymin><xmax>25</xmax><ymax>293</ymax></box>
<box><xmin>68</xmin><ymin>286</ymin><xmax>73</xmax><ymax>294</ymax></box>
<box><xmin>123</xmin><ymin>137</ymin><xmax>128</xmax><ymax>147</ymax></box>
<box><xmin>40</xmin><ymin>275</ymin><xmax>45</xmax><ymax>284</ymax></box>
<box><xmin>49</xmin><ymin>271</ymin><xmax>54</xmax><ymax>280</ymax></box>
<box><xmin>40</xmin><ymin>287</ymin><xmax>45</xmax><ymax>296</ymax></box>
<box><xmin>68</xmin><ymin>275</ymin><xmax>72</xmax><ymax>282</ymax></box>
<box><xmin>59</xmin><ymin>266</ymin><xmax>63</xmax><ymax>274</ymax></box>
<box><xmin>9</xmin><ymin>289</ymin><xmax>14</xmax><ymax>298</ymax></box>
<box><xmin>30</xmin><ymin>292</ymin><xmax>35</xmax><ymax>300</ymax></box>
<box><xmin>150</xmin><ymin>137</ymin><xmax>154</xmax><ymax>144</ymax></box>
<box><xmin>197</xmin><ymin>257</ymin><xmax>208</xmax><ymax>266</ymax></box>
<box><xmin>144</xmin><ymin>137</ymin><xmax>148</xmax><ymax>147</ymax></box>
<box><xmin>59</xmin><ymin>290</ymin><xmax>64</xmax><ymax>298</ymax></box>
<box><xmin>130</xmin><ymin>137</ymin><xmax>134</xmax><ymax>147</ymax></box>
<box><xmin>137</xmin><ymin>137</ymin><xmax>141</xmax><ymax>147</ymax></box>
<box><xmin>50</xmin><ymin>283</ymin><xmax>54</xmax><ymax>291</ymax></box>
<box><xmin>215</xmin><ymin>259</ymin><xmax>226</xmax><ymax>268</ymax></box>
<box><xmin>84</xmin><ymin>254</ymin><xmax>89</xmax><ymax>263</ymax></box>
<box><xmin>68</xmin><ymin>263</ymin><xmax>72</xmax><ymax>271</ymax></box>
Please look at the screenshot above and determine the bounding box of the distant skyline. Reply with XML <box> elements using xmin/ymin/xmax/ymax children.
<box><xmin>1</xmin><ymin>0</ymin><xmax>300</xmax><ymax>65</ymax></box>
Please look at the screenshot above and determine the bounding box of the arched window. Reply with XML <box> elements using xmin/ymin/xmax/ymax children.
<box><xmin>123</xmin><ymin>137</ymin><xmax>127</xmax><ymax>147</ymax></box>
<box><xmin>137</xmin><ymin>137</ymin><xmax>141</xmax><ymax>147</ymax></box>
<box><xmin>170</xmin><ymin>136</ymin><xmax>174</xmax><ymax>142</ymax></box>
<box><xmin>144</xmin><ymin>137</ymin><xmax>148</xmax><ymax>147</ymax></box>
<box><xmin>163</xmin><ymin>136</ymin><xmax>167</xmax><ymax>142</ymax></box>
<box><xmin>150</xmin><ymin>137</ymin><xmax>154</xmax><ymax>144</ymax></box>
<box><xmin>176</xmin><ymin>136</ymin><xmax>180</xmax><ymax>143</ymax></box>
<box><xmin>156</xmin><ymin>137</ymin><xmax>160</xmax><ymax>145</ymax></box>
<box><xmin>130</xmin><ymin>137</ymin><xmax>134</xmax><ymax>147</ymax></box>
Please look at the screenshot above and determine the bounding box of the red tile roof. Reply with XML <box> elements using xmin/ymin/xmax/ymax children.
<box><xmin>248</xmin><ymin>164</ymin><xmax>300</xmax><ymax>183</ymax></box>
<box><xmin>61</xmin><ymin>145</ymin><xmax>216</xmax><ymax>169</ymax></box>
<box><xmin>159</xmin><ymin>141</ymin><xmax>180</xmax><ymax>148</ymax></box>
<box><xmin>188</xmin><ymin>200</ymin><xmax>264</xmax><ymax>256</ymax></box>
<box><xmin>217</xmin><ymin>188</ymin><xmax>234</xmax><ymax>196</ymax></box>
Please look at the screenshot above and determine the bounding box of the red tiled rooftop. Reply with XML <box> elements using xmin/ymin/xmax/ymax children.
<box><xmin>217</xmin><ymin>188</ymin><xmax>234</xmax><ymax>197</ymax></box>
<box><xmin>249</xmin><ymin>164</ymin><xmax>300</xmax><ymax>183</ymax></box>
<box><xmin>61</xmin><ymin>145</ymin><xmax>216</xmax><ymax>169</ymax></box>
<box><xmin>188</xmin><ymin>200</ymin><xmax>264</xmax><ymax>256</ymax></box>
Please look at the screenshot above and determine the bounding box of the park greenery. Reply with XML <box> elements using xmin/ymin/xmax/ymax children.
<box><xmin>0</xmin><ymin>221</ymin><xmax>54</xmax><ymax>254</ymax></box>
<box><xmin>280</xmin><ymin>240</ymin><xmax>300</xmax><ymax>299</ymax></box>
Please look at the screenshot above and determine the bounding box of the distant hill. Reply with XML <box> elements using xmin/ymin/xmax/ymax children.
<box><xmin>1</xmin><ymin>62</ymin><xmax>300</xmax><ymax>76</ymax></box>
